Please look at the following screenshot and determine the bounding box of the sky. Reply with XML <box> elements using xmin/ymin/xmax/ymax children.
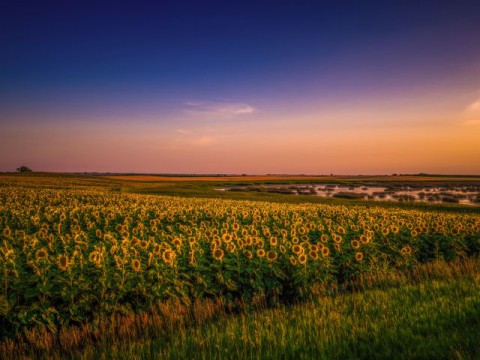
<box><xmin>1</xmin><ymin>0</ymin><xmax>480</xmax><ymax>174</ymax></box>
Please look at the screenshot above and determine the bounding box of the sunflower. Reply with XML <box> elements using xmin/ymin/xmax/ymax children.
<box><xmin>309</xmin><ymin>250</ymin><xmax>319</xmax><ymax>260</ymax></box>
<box><xmin>290</xmin><ymin>256</ymin><xmax>297</xmax><ymax>266</ymax></box>
<box><xmin>222</xmin><ymin>233</ymin><xmax>233</xmax><ymax>243</ymax></box>
<box><xmin>269</xmin><ymin>237</ymin><xmax>278</xmax><ymax>247</ymax></box>
<box><xmin>148</xmin><ymin>252</ymin><xmax>154</xmax><ymax>267</ymax></box>
<box><xmin>189</xmin><ymin>250</ymin><xmax>196</xmax><ymax>265</ymax></box>
<box><xmin>401</xmin><ymin>245</ymin><xmax>412</xmax><ymax>256</ymax></box>
<box><xmin>350</xmin><ymin>240</ymin><xmax>360</xmax><ymax>250</ymax></box>
<box><xmin>213</xmin><ymin>248</ymin><xmax>224</xmax><ymax>261</ymax></box>
<box><xmin>245</xmin><ymin>250</ymin><xmax>253</xmax><ymax>259</ymax></box>
<box><xmin>320</xmin><ymin>234</ymin><xmax>329</xmax><ymax>243</ymax></box>
<box><xmin>57</xmin><ymin>254</ymin><xmax>69</xmax><ymax>271</ymax></box>
<box><xmin>173</xmin><ymin>238</ymin><xmax>182</xmax><ymax>248</ymax></box>
<box><xmin>360</xmin><ymin>234</ymin><xmax>369</xmax><ymax>244</ymax></box>
<box><xmin>257</xmin><ymin>249</ymin><xmax>266</xmax><ymax>258</ymax></box>
<box><xmin>132</xmin><ymin>259</ymin><xmax>141</xmax><ymax>272</ymax></box>
<box><xmin>227</xmin><ymin>243</ymin><xmax>236</xmax><ymax>253</ymax></box>
<box><xmin>298</xmin><ymin>254</ymin><xmax>307</xmax><ymax>265</ymax></box>
<box><xmin>355</xmin><ymin>252</ymin><xmax>364</xmax><ymax>262</ymax></box>
<box><xmin>292</xmin><ymin>244</ymin><xmax>303</xmax><ymax>255</ymax></box>
<box><xmin>163</xmin><ymin>250</ymin><xmax>176</xmax><ymax>264</ymax></box>
<box><xmin>321</xmin><ymin>247</ymin><xmax>330</xmax><ymax>257</ymax></box>
<box><xmin>35</xmin><ymin>248</ymin><xmax>48</xmax><ymax>261</ymax></box>
<box><xmin>333</xmin><ymin>234</ymin><xmax>343</xmax><ymax>243</ymax></box>
<box><xmin>96</xmin><ymin>229</ymin><xmax>102</xmax><ymax>238</ymax></box>
<box><xmin>88</xmin><ymin>251</ymin><xmax>101</xmax><ymax>264</ymax></box>
<box><xmin>153</xmin><ymin>244</ymin><xmax>161</xmax><ymax>255</ymax></box>
<box><xmin>3</xmin><ymin>227</ymin><xmax>11</xmax><ymax>237</ymax></box>
<box><xmin>267</xmin><ymin>250</ymin><xmax>278</xmax><ymax>262</ymax></box>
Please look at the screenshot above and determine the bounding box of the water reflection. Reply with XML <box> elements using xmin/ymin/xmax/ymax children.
<box><xmin>217</xmin><ymin>184</ymin><xmax>480</xmax><ymax>205</ymax></box>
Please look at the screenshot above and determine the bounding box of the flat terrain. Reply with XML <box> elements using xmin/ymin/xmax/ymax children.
<box><xmin>0</xmin><ymin>173</ymin><xmax>479</xmax><ymax>359</ymax></box>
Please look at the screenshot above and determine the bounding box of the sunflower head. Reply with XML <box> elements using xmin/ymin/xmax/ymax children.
<box><xmin>3</xmin><ymin>227</ymin><xmax>11</xmax><ymax>237</ymax></box>
<box><xmin>292</xmin><ymin>244</ymin><xmax>302</xmax><ymax>255</ymax></box>
<box><xmin>222</xmin><ymin>233</ymin><xmax>233</xmax><ymax>243</ymax></box>
<box><xmin>163</xmin><ymin>250</ymin><xmax>176</xmax><ymax>264</ymax></box>
<box><xmin>350</xmin><ymin>240</ymin><xmax>360</xmax><ymax>250</ymax></box>
<box><xmin>267</xmin><ymin>250</ymin><xmax>277</xmax><ymax>262</ymax></box>
<box><xmin>132</xmin><ymin>259</ymin><xmax>141</xmax><ymax>272</ymax></box>
<box><xmin>35</xmin><ymin>248</ymin><xmax>48</xmax><ymax>261</ymax></box>
<box><xmin>355</xmin><ymin>252</ymin><xmax>364</xmax><ymax>262</ymax></box>
<box><xmin>298</xmin><ymin>254</ymin><xmax>307</xmax><ymax>265</ymax></box>
<box><xmin>57</xmin><ymin>254</ymin><xmax>69</xmax><ymax>271</ymax></box>
<box><xmin>213</xmin><ymin>248</ymin><xmax>224</xmax><ymax>261</ymax></box>
<box><xmin>321</xmin><ymin>247</ymin><xmax>330</xmax><ymax>257</ymax></box>
<box><xmin>269</xmin><ymin>237</ymin><xmax>278</xmax><ymax>247</ymax></box>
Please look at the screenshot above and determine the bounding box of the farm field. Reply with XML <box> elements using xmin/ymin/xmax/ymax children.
<box><xmin>4</xmin><ymin>1</ymin><xmax>480</xmax><ymax>359</ymax></box>
<box><xmin>0</xmin><ymin>173</ymin><xmax>479</xmax><ymax>359</ymax></box>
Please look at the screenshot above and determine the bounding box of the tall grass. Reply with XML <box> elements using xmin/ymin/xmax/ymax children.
<box><xmin>2</xmin><ymin>258</ymin><xmax>479</xmax><ymax>359</ymax></box>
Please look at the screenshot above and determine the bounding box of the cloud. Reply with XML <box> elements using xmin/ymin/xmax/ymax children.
<box><xmin>176</xmin><ymin>128</ymin><xmax>191</xmax><ymax>134</ymax></box>
<box><xmin>466</xmin><ymin>99</ymin><xmax>480</xmax><ymax>112</ymax></box>
<box><xmin>460</xmin><ymin>98</ymin><xmax>480</xmax><ymax>126</ymax></box>
<box><xmin>194</xmin><ymin>136</ymin><xmax>216</xmax><ymax>145</ymax></box>
<box><xmin>184</xmin><ymin>101</ymin><xmax>255</xmax><ymax>118</ymax></box>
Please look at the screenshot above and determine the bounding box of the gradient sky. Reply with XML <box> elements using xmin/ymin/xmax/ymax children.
<box><xmin>1</xmin><ymin>1</ymin><xmax>480</xmax><ymax>174</ymax></box>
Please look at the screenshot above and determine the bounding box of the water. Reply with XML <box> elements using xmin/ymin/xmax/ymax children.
<box><xmin>217</xmin><ymin>184</ymin><xmax>480</xmax><ymax>205</ymax></box>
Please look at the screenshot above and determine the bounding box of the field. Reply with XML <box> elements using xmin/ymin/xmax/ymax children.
<box><xmin>0</xmin><ymin>173</ymin><xmax>479</xmax><ymax>359</ymax></box>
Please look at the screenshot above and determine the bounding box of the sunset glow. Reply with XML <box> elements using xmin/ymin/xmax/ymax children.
<box><xmin>1</xmin><ymin>1</ymin><xmax>480</xmax><ymax>174</ymax></box>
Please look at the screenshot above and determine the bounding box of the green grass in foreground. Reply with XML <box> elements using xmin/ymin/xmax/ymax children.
<box><xmin>77</xmin><ymin>267</ymin><xmax>480</xmax><ymax>360</ymax></box>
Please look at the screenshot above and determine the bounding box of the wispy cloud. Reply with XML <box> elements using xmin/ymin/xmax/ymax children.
<box><xmin>194</xmin><ymin>136</ymin><xmax>216</xmax><ymax>146</ymax></box>
<box><xmin>184</xmin><ymin>101</ymin><xmax>255</xmax><ymax>118</ymax></box>
<box><xmin>462</xmin><ymin>97</ymin><xmax>480</xmax><ymax>126</ymax></box>
<box><xmin>176</xmin><ymin>128</ymin><xmax>191</xmax><ymax>134</ymax></box>
<box><xmin>466</xmin><ymin>98</ymin><xmax>480</xmax><ymax>112</ymax></box>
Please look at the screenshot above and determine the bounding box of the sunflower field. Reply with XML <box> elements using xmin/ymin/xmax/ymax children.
<box><xmin>1</xmin><ymin>177</ymin><xmax>479</xmax><ymax>337</ymax></box>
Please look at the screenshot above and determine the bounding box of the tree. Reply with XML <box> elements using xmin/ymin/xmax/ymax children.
<box><xmin>16</xmin><ymin>166</ymin><xmax>33</xmax><ymax>173</ymax></box>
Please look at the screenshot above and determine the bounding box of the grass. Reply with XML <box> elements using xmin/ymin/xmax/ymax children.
<box><xmin>3</xmin><ymin>258</ymin><xmax>479</xmax><ymax>359</ymax></box>
<box><xmin>122</xmin><ymin>180</ymin><xmax>480</xmax><ymax>214</ymax></box>
<box><xmin>78</xmin><ymin>259</ymin><xmax>480</xmax><ymax>359</ymax></box>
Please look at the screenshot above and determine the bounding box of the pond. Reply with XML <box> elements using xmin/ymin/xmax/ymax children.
<box><xmin>217</xmin><ymin>184</ymin><xmax>480</xmax><ymax>205</ymax></box>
